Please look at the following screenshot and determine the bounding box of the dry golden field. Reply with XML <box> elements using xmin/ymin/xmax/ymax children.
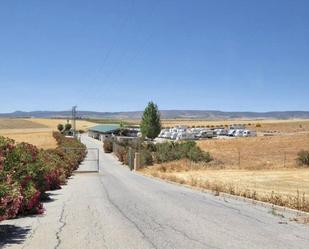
<box><xmin>161</xmin><ymin>119</ymin><xmax>309</xmax><ymax>133</ymax></box>
<box><xmin>141</xmin><ymin>161</ymin><xmax>309</xmax><ymax>196</ymax></box>
<box><xmin>140</xmin><ymin>119</ymin><xmax>309</xmax><ymax>211</ymax></box>
<box><xmin>197</xmin><ymin>134</ymin><xmax>309</xmax><ymax>169</ymax></box>
<box><xmin>0</xmin><ymin>118</ymin><xmax>96</xmax><ymax>149</ymax></box>
<box><xmin>140</xmin><ymin>161</ymin><xmax>309</xmax><ymax>211</ymax></box>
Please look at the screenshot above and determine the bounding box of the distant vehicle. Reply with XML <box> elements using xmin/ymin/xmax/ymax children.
<box><xmin>243</xmin><ymin>130</ymin><xmax>257</xmax><ymax>137</ymax></box>
<box><xmin>234</xmin><ymin>129</ymin><xmax>244</xmax><ymax>137</ymax></box>
<box><xmin>170</xmin><ymin>132</ymin><xmax>178</xmax><ymax>140</ymax></box>
<box><xmin>197</xmin><ymin>130</ymin><xmax>216</xmax><ymax>139</ymax></box>
<box><xmin>228</xmin><ymin>129</ymin><xmax>236</xmax><ymax>136</ymax></box>
<box><xmin>176</xmin><ymin>132</ymin><xmax>195</xmax><ymax>140</ymax></box>
<box><xmin>215</xmin><ymin>129</ymin><xmax>228</xmax><ymax>136</ymax></box>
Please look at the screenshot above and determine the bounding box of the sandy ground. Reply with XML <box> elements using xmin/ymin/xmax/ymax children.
<box><xmin>1</xmin><ymin>135</ymin><xmax>308</xmax><ymax>249</ymax></box>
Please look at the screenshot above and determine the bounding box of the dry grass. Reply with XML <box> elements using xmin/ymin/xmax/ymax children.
<box><xmin>30</xmin><ymin>118</ymin><xmax>96</xmax><ymax>130</ymax></box>
<box><xmin>197</xmin><ymin>134</ymin><xmax>309</xmax><ymax>169</ymax></box>
<box><xmin>0</xmin><ymin>118</ymin><xmax>48</xmax><ymax>129</ymax></box>
<box><xmin>0</xmin><ymin>118</ymin><xmax>97</xmax><ymax>149</ymax></box>
<box><xmin>140</xmin><ymin>161</ymin><xmax>309</xmax><ymax>212</ymax></box>
<box><xmin>0</xmin><ymin>131</ymin><xmax>58</xmax><ymax>149</ymax></box>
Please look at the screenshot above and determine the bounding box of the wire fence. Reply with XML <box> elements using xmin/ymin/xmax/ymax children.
<box><xmin>207</xmin><ymin>149</ymin><xmax>301</xmax><ymax>169</ymax></box>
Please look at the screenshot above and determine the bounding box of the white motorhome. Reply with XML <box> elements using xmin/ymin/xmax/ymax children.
<box><xmin>234</xmin><ymin>129</ymin><xmax>244</xmax><ymax>137</ymax></box>
<box><xmin>243</xmin><ymin>130</ymin><xmax>257</xmax><ymax>137</ymax></box>
<box><xmin>176</xmin><ymin>132</ymin><xmax>195</xmax><ymax>140</ymax></box>
<box><xmin>197</xmin><ymin>130</ymin><xmax>216</xmax><ymax>139</ymax></box>
<box><xmin>228</xmin><ymin>129</ymin><xmax>236</xmax><ymax>136</ymax></box>
<box><xmin>215</xmin><ymin>129</ymin><xmax>228</xmax><ymax>136</ymax></box>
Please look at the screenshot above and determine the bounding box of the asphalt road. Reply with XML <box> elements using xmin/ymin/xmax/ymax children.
<box><xmin>1</xmin><ymin>135</ymin><xmax>308</xmax><ymax>249</ymax></box>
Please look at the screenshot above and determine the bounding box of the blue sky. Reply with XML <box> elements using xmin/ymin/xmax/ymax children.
<box><xmin>0</xmin><ymin>0</ymin><xmax>308</xmax><ymax>112</ymax></box>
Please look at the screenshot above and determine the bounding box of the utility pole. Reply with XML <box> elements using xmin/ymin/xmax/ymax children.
<box><xmin>72</xmin><ymin>106</ymin><xmax>77</xmax><ymax>138</ymax></box>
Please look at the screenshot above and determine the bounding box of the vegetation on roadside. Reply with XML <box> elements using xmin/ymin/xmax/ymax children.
<box><xmin>297</xmin><ymin>150</ymin><xmax>309</xmax><ymax>166</ymax></box>
<box><xmin>57</xmin><ymin>122</ymin><xmax>73</xmax><ymax>135</ymax></box>
<box><xmin>0</xmin><ymin>132</ymin><xmax>86</xmax><ymax>221</ymax></box>
<box><xmin>103</xmin><ymin>140</ymin><xmax>113</xmax><ymax>153</ymax></box>
<box><xmin>110</xmin><ymin>139</ymin><xmax>212</xmax><ymax>167</ymax></box>
<box><xmin>141</xmin><ymin>165</ymin><xmax>309</xmax><ymax>212</ymax></box>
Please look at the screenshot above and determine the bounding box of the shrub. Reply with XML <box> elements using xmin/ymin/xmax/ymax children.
<box><xmin>103</xmin><ymin>140</ymin><xmax>113</xmax><ymax>153</ymax></box>
<box><xmin>64</xmin><ymin>123</ymin><xmax>72</xmax><ymax>131</ymax></box>
<box><xmin>153</xmin><ymin>141</ymin><xmax>212</xmax><ymax>164</ymax></box>
<box><xmin>297</xmin><ymin>150</ymin><xmax>309</xmax><ymax>166</ymax></box>
<box><xmin>187</xmin><ymin>146</ymin><xmax>212</xmax><ymax>163</ymax></box>
<box><xmin>57</xmin><ymin>124</ymin><xmax>64</xmax><ymax>133</ymax></box>
<box><xmin>141</xmin><ymin>149</ymin><xmax>153</xmax><ymax>166</ymax></box>
<box><xmin>0</xmin><ymin>132</ymin><xmax>86</xmax><ymax>221</ymax></box>
<box><xmin>256</xmin><ymin>123</ymin><xmax>261</xmax><ymax>127</ymax></box>
<box><xmin>116</xmin><ymin>147</ymin><xmax>128</xmax><ymax>164</ymax></box>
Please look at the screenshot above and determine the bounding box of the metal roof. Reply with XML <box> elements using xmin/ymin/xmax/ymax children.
<box><xmin>88</xmin><ymin>124</ymin><xmax>120</xmax><ymax>133</ymax></box>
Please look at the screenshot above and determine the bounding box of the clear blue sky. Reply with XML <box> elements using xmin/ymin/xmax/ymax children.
<box><xmin>0</xmin><ymin>0</ymin><xmax>308</xmax><ymax>113</ymax></box>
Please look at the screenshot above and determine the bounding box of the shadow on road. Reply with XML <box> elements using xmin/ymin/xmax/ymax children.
<box><xmin>0</xmin><ymin>224</ymin><xmax>31</xmax><ymax>247</ymax></box>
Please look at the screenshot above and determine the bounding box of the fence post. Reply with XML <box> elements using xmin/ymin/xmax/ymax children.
<box><xmin>128</xmin><ymin>147</ymin><xmax>133</xmax><ymax>170</ymax></box>
<box><xmin>134</xmin><ymin>152</ymin><xmax>141</xmax><ymax>171</ymax></box>
<box><xmin>283</xmin><ymin>151</ymin><xmax>286</xmax><ymax>168</ymax></box>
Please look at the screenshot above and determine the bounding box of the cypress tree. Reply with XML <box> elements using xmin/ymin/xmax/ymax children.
<box><xmin>140</xmin><ymin>101</ymin><xmax>161</xmax><ymax>139</ymax></box>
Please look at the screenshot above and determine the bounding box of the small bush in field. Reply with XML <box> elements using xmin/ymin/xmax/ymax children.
<box><xmin>297</xmin><ymin>150</ymin><xmax>309</xmax><ymax>166</ymax></box>
<box><xmin>103</xmin><ymin>140</ymin><xmax>113</xmax><ymax>153</ymax></box>
<box><xmin>153</xmin><ymin>141</ymin><xmax>212</xmax><ymax>164</ymax></box>
<box><xmin>256</xmin><ymin>123</ymin><xmax>261</xmax><ymax>127</ymax></box>
<box><xmin>187</xmin><ymin>146</ymin><xmax>212</xmax><ymax>163</ymax></box>
<box><xmin>141</xmin><ymin>149</ymin><xmax>153</xmax><ymax>166</ymax></box>
<box><xmin>57</xmin><ymin>124</ymin><xmax>64</xmax><ymax>133</ymax></box>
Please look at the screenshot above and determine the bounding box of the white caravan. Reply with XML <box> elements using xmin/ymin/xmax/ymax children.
<box><xmin>242</xmin><ymin>130</ymin><xmax>257</xmax><ymax>137</ymax></box>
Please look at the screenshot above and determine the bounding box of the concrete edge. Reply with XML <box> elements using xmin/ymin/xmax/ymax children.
<box><xmin>134</xmin><ymin>170</ymin><xmax>309</xmax><ymax>218</ymax></box>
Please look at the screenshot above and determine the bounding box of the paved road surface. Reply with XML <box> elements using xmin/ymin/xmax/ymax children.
<box><xmin>1</xmin><ymin>135</ymin><xmax>308</xmax><ymax>249</ymax></box>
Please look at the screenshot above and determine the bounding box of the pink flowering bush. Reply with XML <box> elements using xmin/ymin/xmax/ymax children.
<box><xmin>0</xmin><ymin>133</ymin><xmax>86</xmax><ymax>221</ymax></box>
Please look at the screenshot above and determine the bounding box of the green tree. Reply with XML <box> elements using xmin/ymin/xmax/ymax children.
<box><xmin>140</xmin><ymin>101</ymin><xmax>161</xmax><ymax>139</ymax></box>
<box><xmin>64</xmin><ymin>123</ymin><xmax>72</xmax><ymax>131</ymax></box>
<box><xmin>57</xmin><ymin>124</ymin><xmax>64</xmax><ymax>132</ymax></box>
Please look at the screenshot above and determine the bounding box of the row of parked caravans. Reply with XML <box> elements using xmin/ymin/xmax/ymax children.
<box><xmin>158</xmin><ymin>125</ymin><xmax>256</xmax><ymax>140</ymax></box>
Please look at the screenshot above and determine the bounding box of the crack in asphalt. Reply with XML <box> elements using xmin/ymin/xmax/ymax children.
<box><xmin>54</xmin><ymin>203</ymin><xmax>67</xmax><ymax>249</ymax></box>
<box><xmin>99</xmin><ymin>178</ymin><xmax>158</xmax><ymax>249</ymax></box>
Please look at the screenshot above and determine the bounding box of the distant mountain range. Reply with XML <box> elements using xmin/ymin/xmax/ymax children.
<box><xmin>1</xmin><ymin>110</ymin><xmax>309</xmax><ymax>120</ymax></box>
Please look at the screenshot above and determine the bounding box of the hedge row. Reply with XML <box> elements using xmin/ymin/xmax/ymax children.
<box><xmin>0</xmin><ymin>132</ymin><xmax>86</xmax><ymax>221</ymax></box>
<box><xmin>109</xmin><ymin>139</ymin><xmax>212</xmax><ymax>167</ymax></box>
